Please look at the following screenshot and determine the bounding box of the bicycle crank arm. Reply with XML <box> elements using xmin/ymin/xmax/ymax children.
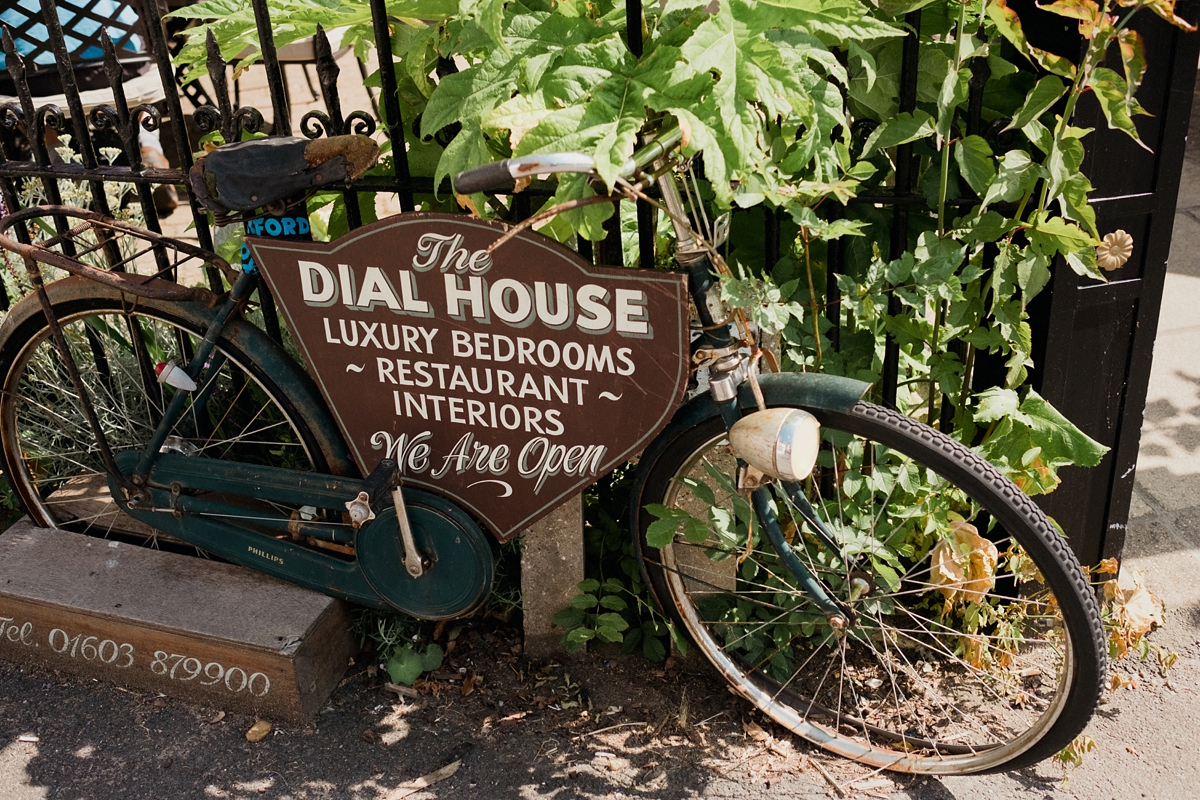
<box><xmin>392</xmin><ymin>485</ymin><xmax>425</xmax><ymax>578</ymax></box>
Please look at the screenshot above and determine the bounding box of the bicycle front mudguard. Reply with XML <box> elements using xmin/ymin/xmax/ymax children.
<box><xmin>646</xmin><ymin>371</ymin><xmax>870</xmax><ymax>457</ymax></box>
<box><xmin>630</xmin><ymin>369</ymin><xmax>869</xmax><ymax>514</ymax></box>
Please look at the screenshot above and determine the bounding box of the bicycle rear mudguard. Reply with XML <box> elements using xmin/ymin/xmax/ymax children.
<box><xmin>0</xmin><ymin>276</ymin><xmax>357</xmax><ymax>481</ymax></box>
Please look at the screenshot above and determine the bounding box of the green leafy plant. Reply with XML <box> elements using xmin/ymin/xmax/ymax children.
<box><xmin>350</xmin><ymin>608</ymin><xmax>445</xmax><ymax>684</ymax></box>
<box><xmin>552</xmin><ymin>466</ymin><xmax>685</xmax><ymax>660</ymax></box>
<box><xmin>385</xmin><ymin>641</ymin><xmax>445</xmax><ymax>684</ymax></box>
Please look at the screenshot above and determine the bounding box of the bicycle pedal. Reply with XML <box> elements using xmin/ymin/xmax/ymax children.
<box><xmin>345</xmin><ymin>458</ymin><xmax>401</xmax><ymax>529</ymax></box>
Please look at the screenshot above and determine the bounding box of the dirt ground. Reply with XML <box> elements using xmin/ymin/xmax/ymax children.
<box><xmin>0</xmin><ymin>610</ymin><xmax>894</xmax><ymax>800</ymax></box>
<box><xmin>5</xmin><ymin>602</ymin><xmax>1180</xmax><ymax>800</ymax></box>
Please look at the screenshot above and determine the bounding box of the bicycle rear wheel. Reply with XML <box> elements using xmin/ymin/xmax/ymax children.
<box><xmin>0</xmin><ymin>280</ymin><xmax>340</xmax><ymax>535</ymax></box>
<box><xmin>632</xmin><ymin>399</ymin><xmax>1105</xmax><ymax>774</ymax></box>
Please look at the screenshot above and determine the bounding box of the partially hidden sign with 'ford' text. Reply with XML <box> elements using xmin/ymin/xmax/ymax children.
<box><xmin>247</xmin><ymin>214</ymin><xmax>689</xmax><ymax>540</ymax></box>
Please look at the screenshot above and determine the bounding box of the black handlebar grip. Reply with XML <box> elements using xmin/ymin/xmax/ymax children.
<box><xmin>454</xmin><ymin>159</ymin><xmax>515</xmax><ymax>194</ymax></box>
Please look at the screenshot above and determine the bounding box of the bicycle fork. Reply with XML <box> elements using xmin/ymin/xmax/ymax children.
<box><xmin>657</xmin><ymin>173</ymin><xmax>853</xmax><ymax>627</ymax></box>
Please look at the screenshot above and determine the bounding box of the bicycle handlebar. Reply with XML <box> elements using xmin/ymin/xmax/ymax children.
<box><xmin>454</xmin><ymin>154</ymin><xmax>597</xmax><ymax>194</ymax></box>
<box><xmin>453</xmin><ymin>124</ymin><xmax>683</xmax><ymax>194</ymax></box>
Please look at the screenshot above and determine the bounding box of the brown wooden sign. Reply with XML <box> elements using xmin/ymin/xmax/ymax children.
<box><xmin>248</xmin><ymin>214</ymin><xmax>689</xmax><ymax>540</ymax></box>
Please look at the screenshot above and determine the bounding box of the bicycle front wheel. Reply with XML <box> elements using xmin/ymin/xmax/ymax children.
<box><xmin>0</xmin><ymin>280</ymin><xmax>338</xmax><ymax>533</ymax></box>
<box><xmin>632</xmin><ymin>400</ymin><xmax>1105</xmax><ymax>774</ymax></box>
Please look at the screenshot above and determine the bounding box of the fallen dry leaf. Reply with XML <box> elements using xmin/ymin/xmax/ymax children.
<box><xmin>462</xmin><ymin>673</ymin><xmax>477</xmax><ymax>697</ymax></box>
<box><xmin>498</xmin><ymin>711</ymin><xmax>528</xmax><ymax>732</ymax></box>
<box><xmin>1109</xmin><ymin>568</ymin><xmax>1164</xmax><ymax>641</ymax></box>
<box><xmin>769</xmin><ymin>739</ymin><xmax>793</xmax><ymax>757</ymax></box>
<box><xmin>384</xmin><ymin>759</ymin><xmax>462</xmax><ymax>800</ymax></box>
<box><xmin>744</xmin><ymin>721</ymin><xmax>769</xmax><ymax>742</ymax></box>
<box><xmin>245</xmin><ymin>720</ymin><xmax>272</xmax><ymax>743</ymax></box>
<box><xmin>929</xmin><ymin>520</ymin><xmax>998</xmax><ymax>610</ymax></box>
<box><xmin>207</xmin><ymin>711</ymin><xmax>226</xmax><ymax>725</ymax></box>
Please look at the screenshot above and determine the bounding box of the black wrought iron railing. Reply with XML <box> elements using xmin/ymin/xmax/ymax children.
<box><xmin>0</xmin><ymin>0</ymin><xmax>1195</xmax><ymax>564</ymax></box>
<box><xmin>0</xmin><ymin>0</ymin><xmax>952</xmax><ymax>410</ymax></box>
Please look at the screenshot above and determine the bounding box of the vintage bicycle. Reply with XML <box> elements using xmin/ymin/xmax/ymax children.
<box><xmin>0</xmin><ymin>126</ymin><xmax>1105</xmax><ymax>773</ymax></box>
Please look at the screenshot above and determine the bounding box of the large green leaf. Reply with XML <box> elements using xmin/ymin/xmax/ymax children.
<box><xmin>1020</xmin><ymin>390</ymin><xmax>1109</xmax><ymax>468</ymax></box>
<box><xmin>1088</xmin><ymin>67</ymin><xmax>1150</xmax><ymax>147</ymax></box>
<box><xmin>1117</xmin><ymin>29</ymin><xmax>1147</xmax><ymax>93</ymax></box>
<box><xmin>985</xmin><ymin>0</ymin><xmax>1077</xmax><ymax>78</ymax></box>
<box><xmin>516</xmin><ymin>37</ymin><xmax>655</xmax><ymax>186</ymax></box>
<box><xmin>847</xmin><ymin>40</ymin><xmax>901</xmax><ymax>121</ymax></box>
<box><xmin>422</xmin><ymin>57</ymin><xmax>517</xmax><ymax>138</ymax></box>
<box><xmin>980</xmin><ymin>150</ymin><xmax>1040</xmax><ymax>210</ymax></box>
<box><xmin>936</xmin><ymin>67</ymin><xmax>970</xmax><ymax>146</ymax></box>
<box><xmin>1142</xmin><ymin>0</ymin><xmax>1197</xmax><ymax>31</ymax></box>
<box><xmin>458</xmin><ymin>0</ymin><xmax>507</xmax><ymax>51</ymax></box>
<box><xmin>1057</xmin><ymin>172</ymin><xmax>1099</xmax><ymax>239</ymax></box>
<box><xmin>1004</xmin><ymin>76</ymin><xmax>1066</xmax><ymax>132</ymax></box>
<box><xmin>753</xmin><ymin>0</ymin><xmax>905</xmax><ymax>41</ymax></box>
<box><xmin>1028</xmin><ymin>212</ymin><xmax>1098</xmax><ymax>257</ymax></box>
<box><xmin>974</xmin><ymin>387</ymin><xmax>1027</xmax><ymax>424</ymax></box>
<box><xmin>861</xmin><ymin>111</ymin><xmax>936</xmax><ymax>157</ymax></box>
<box><xmin>954</xmin><ymin>135</ymin><xmax>996</xmax><ymax>195</ymax></box>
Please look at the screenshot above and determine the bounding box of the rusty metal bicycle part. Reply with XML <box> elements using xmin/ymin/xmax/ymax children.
<box><xmin>0</xmin><ymin>205</ymin><xmax>234</xmax><ymax>298</ymax></box>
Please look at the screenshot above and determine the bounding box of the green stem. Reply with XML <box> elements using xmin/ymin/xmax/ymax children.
<box><xmin>928</xmin><ymin>0</ymin><xmax>971</xmax><ymax>421</ymax></box>
<box><xmin>1031</xmin><ymin>0</ymin><xmax>1123</xmax><ymax>225</ymax></box>
<box><xmin>927</xmin><ymin>301</ymin><xmax>946</xmax><ymax>426</ymax></box>
<box><xmin>956</xmin><ymin>342</ymin><xmax>976</xmax><ymax>412</ymax></box>
<box><xmin>800</xmin><ymin>226</ymin><xmax>823</xmax><ymax>370</ymax></box>
<box><xmin>937</xmin><ymin>0</ymin><xmax>970</xmax><ymax>236</ymax></box>
<box><xmin>937</xmin><ymin>144</ymin><xmax>952</xmax><ymax>235</ymax></box>
<box><xmin>1013</xmin><ymin>190</ymin><xmax>1032</xmax><ymax>226</ymax></box>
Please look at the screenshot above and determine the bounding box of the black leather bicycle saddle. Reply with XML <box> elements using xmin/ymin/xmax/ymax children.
<box><xmin>190</xmin><ymin>134</ymin><xmax>380</xmax><ymax>215</ymax></box>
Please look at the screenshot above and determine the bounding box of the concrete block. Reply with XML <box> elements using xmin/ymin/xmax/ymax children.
<box><xmin>0</xmin><ymin>521</ymin><xmax>355</xmax><ymax>722</ymax></box>
<box><xmin>520</xmin><ymin>497</ymin><xmax>584</xmax><ymax>658</ymax></box>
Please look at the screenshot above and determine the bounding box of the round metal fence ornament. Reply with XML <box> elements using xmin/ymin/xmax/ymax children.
<box><xmin>1096</xmin><ymin>229</ymin><xmax>1134</xmax><ymax>271</ymax></box>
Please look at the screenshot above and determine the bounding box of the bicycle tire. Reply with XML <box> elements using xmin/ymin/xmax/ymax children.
<box><xmin>0</xmin><ymin>279</ymin><xmax>344</xmax><ymax>535</ymax></box>
<box><xmin>631</xmin><ymin>398</ymin><xmax>1105</xmax><ymax>774</ymax></box>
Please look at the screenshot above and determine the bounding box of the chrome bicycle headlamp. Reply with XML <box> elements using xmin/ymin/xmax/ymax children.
<box><xmin>728</xmin><ymin>408</ymin><xmax>821</xmax><ymax>482</ymax></box>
